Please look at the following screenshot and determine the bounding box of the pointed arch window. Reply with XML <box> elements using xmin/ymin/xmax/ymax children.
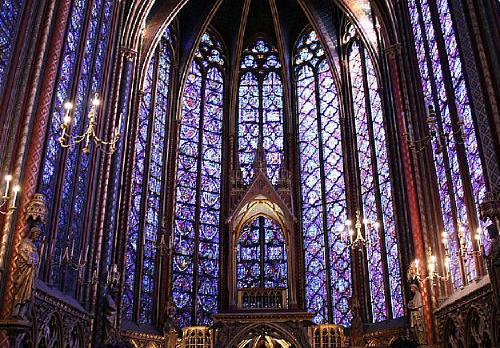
<box><xmin>408</xmin><ymin>0</ymin><xmax>487</xmax><ymax>288</ymax></box>
<box><xmin>172</xmin><ymin>31</ymin><xmax>225</xmax><ymax>329</ymax></box>
<box><xmin>348</xmin><ymin>40</ymin><xmax>403</xmax><ymax>322</ymax></box>
<box><xmin>122</xmin><ymin>29</ymin><xmax>174</xmax><ymax>324</ymax></box>
<box><xmin>238</xmin><ymin>39</ymin><xmax>284</xmax><ymax>185</ymax></box>
<box><xmin>294</xmin><ymin>30</ymin><xmax>351</xmax><ymax>326</ymax></box>
<box><xmin>37</xmin><ymin>0</ymin><xmax>115</xmax><ymax>294</ymax></box>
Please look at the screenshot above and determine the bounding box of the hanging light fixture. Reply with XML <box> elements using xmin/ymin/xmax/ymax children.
<box><xmin>58</xmin><ymin>93</ymin><xmax>121</xmax><ymax>155</ymax></box>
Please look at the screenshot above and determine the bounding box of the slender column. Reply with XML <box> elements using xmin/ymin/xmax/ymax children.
<box><xmin>386</xmin><ymin>44</ymin><xmax>434</xmax><ymax>344</ymax></box>
<box><xmin>0</xmin><ymin>0</ymin><xmax>73</xmax><ymax>318</ymax></box>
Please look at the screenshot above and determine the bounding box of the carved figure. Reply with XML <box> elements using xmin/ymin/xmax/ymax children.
<box><xmin>103</xmin><ymin>269</ymin><xmax>120</xmax><ymax>342</ymax></box>
<box><xmin>12</xmin><ymin>226</ymin><xmax>41</xmax><ymax>319</ymax></box>
<box><xmin>486</xmin><ymin>224</ymin><xmax>500</xmax><ymax>307</ymax></box>
<box><xmin>408</xmin><ymin>283</ymin><xmax>426</xmax><ymax>345</ymax></box>
<box><xmin>349</xmin><ymin>297</ymin><xmax>364</xmax><ymax>346</ymax></box>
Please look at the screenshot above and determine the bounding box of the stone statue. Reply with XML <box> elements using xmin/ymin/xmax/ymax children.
<box><xmin>163</xmin><ymin>301</ymin><xmax>179</xmax><ymax>348</ymax></box>
<box><xmin>349</xmin><ymin>297</ymin><xmax>364</xmax><ymax>346</ymax></box>
<box><xmin>408</xmin><ymin>283</ymin><xmax>426</xmax><ymax>345</ymax></box>
<box><xmin>486</xmin><ymin>224</ymin><xmax>500</xmax><ymax>307</ymax></box>
<box><xmin>12</xmin><ymin>226</ymin><xmax>41</xmax><ymax>319</ymax></box>
<box><xmin>103</xmin><ymin>265</ymin><xmax>120</xmax><ymax>342</ymax></box>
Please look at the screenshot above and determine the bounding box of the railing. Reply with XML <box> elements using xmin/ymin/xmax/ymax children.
<box><xmin>237</xmin><ymin>288</ymin><xmax>287</xmax><ymax>309</ymax></box>
<box><xmin>308</xmin><ymin>324</ymin><xmax>346</xmax><ymax>348</ymax></box>
<box><xmin>181</xmin><ymin>326</ymin><xmax>213</xmax><ymax>348</ymax></box>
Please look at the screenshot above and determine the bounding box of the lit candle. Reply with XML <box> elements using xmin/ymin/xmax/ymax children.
<box><xmin>475</xmin><ymin>228</ymin><xmax>482</xmax><ymax>245</ymax></box>
<box><xmin>92</xmin><ymin>94</ymin><xmax>101</xmax><ymax>107</ymax></box>
<box><xmin>11</xmin><ymin>185</ymin><xmax>20</xmax><ymax>208</ymax></box>
<box><xmin>414</xmin><ymin>258</ymin><xmax>419</xmax><ymax>271</ymax></box>
<box><xmin>345</xmin><ymin>219</ymin><xmax>352</xmax><ymax>227</ymax></box>
<box><xmin>374</xmin><ymin>221</ymin><xmax>380</xmax><ymax>230</ymax></box>
<box><xmin>70</xmin><ymin>240</ymin><xmax>75</xmax><ymax>258</ymax></box>
<box><xmin>349</xmin><ymin>229</ymin><xmax>354</xmax><ymax>244</ymax></box>
<box><xmin>444</xmin><ymin>256</ymin><xmax>450</xmax><ymax>274</ymax></box>
<box><xmin>4</xmin><ymin>174</ymin><xmax>12</xmax><ymax>197</ymax></box>
<box><xmin>428</xmin><ymin>255</ymin><xmax>436</xmax><ymax>275</ymax></box>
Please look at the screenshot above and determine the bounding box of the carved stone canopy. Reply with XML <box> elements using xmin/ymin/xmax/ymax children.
<box><xmin>24</xmin><ymin>193</ymin><xmax>47</xmax><ymax>224</ymax></box>
<box><xmin>227</xmin><ymin>169</ymin><xmax>296</xmax><ymax>235</ymax></box>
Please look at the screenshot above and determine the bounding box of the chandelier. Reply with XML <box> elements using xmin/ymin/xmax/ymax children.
<box><xmin>58</xmin><ymin>93</ymin><xmax>121</xmax><ymax>155</ymax></box>
<box><xmin>0</xmin><ymin>174</ymin><xmax>20</xmax><ymax>215</ymax></box>
<box><xmin>344</xmin><ymin>210</ymin><xmax>380</xmax><ymax>250</ymax></box>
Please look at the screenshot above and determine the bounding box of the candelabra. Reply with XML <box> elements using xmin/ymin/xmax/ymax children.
<box><xmin>52</xmin><ymin>238</ymin><xmax>88</xmax><ymax>283</ymax></box>
<box><xmin>412</xmin><ymin>247</ymin><xmax>450</xmax><ymax>285</ymax></box>
<box><xmin>58</xmin><ymin>93</ymin><xmax>121</xmax><ymax>155</ymax></box>
<box><xmin>344</xmin><ymin>210</ymin><xmax>380</xmax><ymax>250</ymax></box>
<box><xmin>403</xmin><ymin>104</ymin><xmax>465</xmax><ymax>155</ymax></box>
<box><xmin>0</xmin><ymin>175</ymin><xmax>20</xmax><ymax>215</ymax></box>
<box><xmin>441</xmin><ymin>221</ymin><xmax>483</xmax><ymax>259</ymax></box>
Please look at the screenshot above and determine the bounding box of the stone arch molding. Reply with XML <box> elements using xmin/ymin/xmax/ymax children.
<box><xmin>223</xmin><ymin>322</ymin><xmax>311</xmax><ymax>348</ymax></box>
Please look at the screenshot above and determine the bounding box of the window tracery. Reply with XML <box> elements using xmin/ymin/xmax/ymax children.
<box><xmin>408</xmin><ymin>0</ymin><xmax>487</xmax><ymax>288</ymax></box>
<box><xmin>37</xmin><ymin>0</ymin><xmax>115</xmax><ymax>293</ymax></box>
<box><xmin>348</xmin><ymin>39</ymin><xmax>403</xmax><ymax>321</ymax></box>
<box><xmin>295</xmin><ymin>30</ymin><xmax>351</xmax><ymax>326</ymax></box>
<box><xmin>123</xmin><ymin>28</ymin><xmax>174</xmax><ymax>323</ymax></box>
<box><xmin>238</xmin><ymin>39</ymin><xmax>284</xmax><ymax>186</ymax></box>
<box><xmin>172</xmin><ymin>31</ymin><xmax>225</xmax><ymax>328</ymax></box>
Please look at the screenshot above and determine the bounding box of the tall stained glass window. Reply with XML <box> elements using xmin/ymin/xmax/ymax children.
<box><xmin>0</xmin><ymin>0</ymin><xmax>25</xmax><ymax>96</ymax></box>
<box><xmin>237</xmin><ymin>217</ymin><xmax>288</xmax><ymax>290</ymax></box>
<box><xmin>408</xmin><ymin>0</ymin><xmax>487</xmax><ymax>288</ymax></box>
<box><xmin>123</xmin><ymin>29</ymin><xmax>174</xmax><ymax>324</ymax></box>
<box><xmin>238</xmin><ymin>39</ymin><xmax>284</xmax><ymax>185</ymax></box>
<box><xmin>348</xmin><ymin>40</ymin><xmax>403</xmax><ymax>322</ymax></box>
<box><xmin>38</xmin><ymin>0</ymin><xmax>115</xmax><ymax>294</ymax></box>
<box><xmin>295</xmin><ymin>30</ymin><xmax>351</xmax><ymax>326</ymax></box>
<box><xmin>172</xmin><ymin>31</ymin><xmax>225</xmax><ymax>329</ymax></box>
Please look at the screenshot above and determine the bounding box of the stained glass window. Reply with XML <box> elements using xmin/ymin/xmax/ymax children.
<box><xmin>38</xmin><ymin>0</ymin><xmax>115</xmax><ymax>294</ymax></box>
<box><xmin>172</xmin><ymin>31</ymin><xmax>225</xmax><ymax>329</ymax></box>
<box><xmin>295</xmin><ymin>30</ymin><xmax>351</xmax><ymax>326</ymax></box>
<box><xmin>238</xmin><ymin>39</ymin><xmax>284</xmax><ymax>185</ymax></box>
<box><xmin>122</xmin><ymin>29</ymin><xmax>173</xmax><ymax>324</ymax></box>
<box><xmin>0</xmin><ymin>0</ymin><xmax>25</xmax><ymax>96</ymax></box>
<box><xmin>408</xmin><ymin>0</ymin><xmax>487</xmax><ymax>288</ymax></box>
<box><xmin>348</xmin><ymin>40</ymin><xmax>403</xmax><ymax>322</ymax></box>
<box><xmin>237</xmin><ymin>217</ymin><xmax>288</xmax><ymax>290</ymax></box>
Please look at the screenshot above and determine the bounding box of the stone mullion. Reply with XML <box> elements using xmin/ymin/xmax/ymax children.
<box><xmin>158</xmin><ymin>46</ymin><xmax>181</xmax><ymax>324</ymax></box>
<box><xmin>0</xmin><ymin>0</ymin><xmax>73</xmax><ymax>318</ymax></box>
<box><xmin>82</xmin><ymin>0</ymin><xmax>124</xmax><ymax>311</ymax></box>
<box><xmin>426</xmin><ymin>0</ymin><xmax>480</xmax><ymax>282</ymax></box>
<box><xmin>0</xmin><ymin>0</ymin><xmax>37</xmax><ymax>165</ymax></box>
<box><xmin>340</xmin><ymin>50</ymin><xmax>370</xmax><ymax>324</ymax></box>
<box><xmin>312</xmin><ymin>70</ymin><xmax>334</xmax><ymax>324</ymax></box>
<box><xmin>115</xmin><ymin>34</ymin><xmax>145</xmax><ymax>328</ymax></box>
<box><xmin>359</xmin><ymin>46</ymin><xmax>393</xmax><ymax>321</ymax></box>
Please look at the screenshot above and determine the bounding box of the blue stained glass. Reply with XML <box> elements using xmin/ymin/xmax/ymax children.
<box><xmin>0</xmin><ymin>0</ymin><xmax>24</xmax><ymax>95</ymax></box>
<box><xmin>238</xmin><ymin>39</ymin><xmax>284</xmax><ymax>185</ymax></box>
<box><xmin>123</xmin><ymin>54</ymin><xmax>156</xmax><ymax>319</ymax></box>
<box><xmin>173</xmin><ymin>31</ymin><xmax>224</xmax><ymax>328</ymax></box>
<box><xmin>236</xmin><ymin>217</ymin><xmax>288</xmax><ymax>290</ymax></box>
<box><xmin>350</xmin><ymin>42</ymin><xmax>388</xmax><ymax>322</ymax></box>
<box><xmin>409</xmin><ymin>0</ymin><xmax>486</xmax><ymax>288</ymax></box>
<box><xmin>123</xmin><ymin>29</ymin><xmax>173</xmax><ymax>323</ymax></box>
<box><xmin>295</xmin><ymin>30</ymin><xmax>351</xmax><ymax>326</ymax></box>
<box><xmin>365</xmin><ymin>54</ymin><xmax>403</xmax><ymax>318</ymax></box>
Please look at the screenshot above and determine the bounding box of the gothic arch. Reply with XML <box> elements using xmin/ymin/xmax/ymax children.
<box><xmin>225</xmin><ymin>322</ymin><xmax>311</xmax><ymax>348</ymax></box>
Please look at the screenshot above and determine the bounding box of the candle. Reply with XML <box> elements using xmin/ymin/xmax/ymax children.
<box><xmin>444</xmin><ymin>256</ymin><xmax>450</xmax><ymax>274</ymax></box>
<box><xmin>349</xmin><ymin>229</ymin><xmax>354</xmax><ymax>244</ymax></box>
<box><xmin>70</xmin><ymin>240</ymin><xmax>75</xmax><ymax>258</ymax></box>
<box><xmin>475</xmin><ymin>228</ymin><xmax>482</xmax><ymax>244</ymax></box>
<box><xmin>11</xmin><ymin>185</ymin><xmax>20</xmax><ymax>208</ymax></box>
<box><xmin>117</xmin><ymin>113</ymin><xmax>123</xmax><ymax>132</ymax></box>
<box><xmin>4</xmin><ymin>174</ymin><xmax>12</xmax><ymax>197</ymax></box>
